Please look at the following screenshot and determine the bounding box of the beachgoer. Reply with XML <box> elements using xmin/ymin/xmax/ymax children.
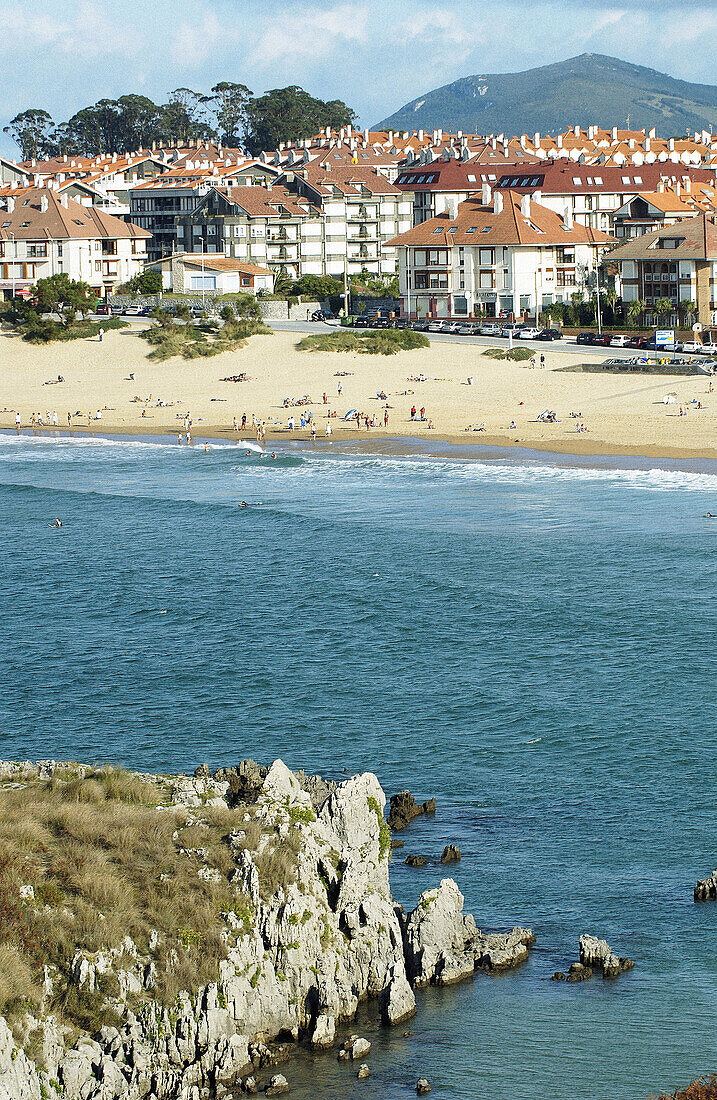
<box><xmin>338</xmin><ymin>382</ymin><xmax>343</xmax><ymax>397</ymax></box>
<box><xmin>238</xmin><ymin>501</ymin><xmax>248</xmax><ymax>508</ymax></box>
<box><xmin>98</xmin><ymin>328</ymin><xmax>104</xmax><ymax>342</ymax></box>
<box><xmin>51</xmin><ymin>518</ymin><xmax>62</xmax><ymax>528</ymax></box>
<box><xmin>15</xmin><ymin>413</ymin><xmax>20</xmax><ymax>427</ymax></box>
<box><xmin>204</xmin><ymin>442</ymin><xmax>209</xmax><ymax>453</ymax></box>
<box><xmin>323</xmin><ymin>392</ymin><xmax>327</xmax><ymax>405</ymax></box>
<box><xmin>539</xmin><ymin>353</ymin><xmax>545</xmax><ymax>368</ymax></box>
<box><xmin>384</xmin><ymin>410</ymin><xmax>389</xmax><ymax>427</ymax></box>
<box><xmin>241</xmin><ymin>414</ymin><xmax>247</xmax><ymax>430</ymax></box>
<box><xmin>326</xmin><ymin>422</ymin><xmax>332</xmax><ymax>436</ymax></box>
<box><xmin>410</xmin><ymin>405</ymin><xmax>416</xmax><ymax>420</ymax></box>
<box><xmin>271</xmin><ymin>451</ymin><xmax>277</xmax><ymax>459</ymax></box>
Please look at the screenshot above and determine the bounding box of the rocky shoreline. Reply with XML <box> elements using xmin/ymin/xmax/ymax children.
<box><xmin>0</xmin><ymin>759</ymin><xmax>532</xmax><ymax>1100</ymax></box>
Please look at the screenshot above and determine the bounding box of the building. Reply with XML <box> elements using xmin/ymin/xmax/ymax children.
<box><xmin>129</xmin><ymin>161</ymin><xmax>279</xmax><ymax>261</ymax></box>
<box><xmin>145</xmin><ymin>252</ymin><xmax>274</xmax><ymax>295</ymax></box>
<box><xmin>174</xmin><ymin>165</ymin><xmax>413</xmax><ymax>280</ymax></box>
<box><xmin>175</xmin><ymin>183</ymin><xmax>323</xmax><ymax>278</ymax></box>
<box><xmin>0</xmin><ymin>185</ymin><xmax>150</xmax><ymax>300</ymax></box>
<box><xmin>610</xmin><ymin>214</ymin><xmax>717</xmax><ymax>325</ymax></box>
<box><xmin>387</xmin><ymin>187</ymin><xmax>612</xmax><ymax>319</ymax></box>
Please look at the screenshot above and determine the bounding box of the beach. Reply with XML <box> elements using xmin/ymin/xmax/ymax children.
<box><xmin>1</xmin><ymin>323</ymin><xmax>715</xmax><ymax>459</ymax></box>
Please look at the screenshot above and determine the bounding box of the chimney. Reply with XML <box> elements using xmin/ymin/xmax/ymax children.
<box><xmin>612</xmin><ymin>126</ymin><xmax>618</xmax><ymax>140</ymax></box>
<box><xmin>418</xmin><ymin>129</ymin><xmax>424</xmax><ymax>142</ymax></box>
<box><xmin>493</xmin><ymin>191</ymin><xmax>503</xmax><ymax>215</ymax></box>
<box><xmin>444</xmin><ymin>195</ymin><xmax>458</xmax><ymax>219</ymax></box>
<box><xmin>532</xmin><ymin>189</ymin><xmax>542</xmax><ymax>205</ymax></box>
<box><xmin>534</xmin><ymin>132</ymin><xmax>540</xmax><ymax>146</ymax></box>
<box><xmin>520</xmin><ymin>194</ymin><xmax>531</xmax><ymax>219</ymax></box>
<box><xmin>574</xmin><ymin>125</ymin><xmax>580</xmax><ymax>137</ymax></box>
<box><xmin>563</xmin><ymin>205</ymin><xmax>573</xmax><ymax>229</ymax></box>
<box><xmin>6</xmin><ymin>197</ymin><xmax>14</xmax><ymax>213</ymax></box>
<box><xmin>481</xmin><ymin>182</ymin><xmax>492</xmax><ymax>205</ymax></box>
<box><xmin>40</xmin><ymin>194</ymin><xmax>49</xmax><ymax>213</ymax></box>
<box><xmin>668</xmin><ymin>138</ymin><xmax>675</xmax><ymax>151</ymax></box>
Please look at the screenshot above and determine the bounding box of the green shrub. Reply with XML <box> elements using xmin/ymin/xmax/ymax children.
<box><xmin>297</xmin><ymin>329</ymin><xmax>429</xmax><ymax>356</ymax></box>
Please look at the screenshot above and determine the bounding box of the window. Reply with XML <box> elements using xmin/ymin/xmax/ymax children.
<box><xmin>479</xmin><ymin>248</ymin><xmax>494</xmax><ymax>265</ymax></box>
<box><xmin>467</xmin><ymin>174</ymin><xmax>476</xmax><ymax>182</ymax></box>
<box><xmin>241</xmin><ymin>277</ymin><xmax>251</xmax><ymax>286</ymax></box>
<box><xmin>481</xmin><ymin>226</ymin><xmax>492</xmax><ymax>233</ymax></box>
<box><xmin>479</xmin><ymin>271</ymin><xmax>493</xmax><ymax>289</ymax></box>
<box><xmin>622</xmin><ymin>176</ymin><xmax>630</xmax><ymax>184</ymax></box>
<box><xmin>572</xmin><ymin>177</ymin><xmax>581</xmax><ymax>185</ymax></box>
<box><xmin>556</xmin><ymin>247</ymin><xmax>575</xmax><ymax>263</ymax></box>
<box><xmin>433</xmin><ymin>227</ymin><xmax>443</xmax><ymax>234</ymax></box>
<box><xmin>634</xmin><ymin>176</ymin><xmax>642</xmax><ymax>184</ymax></box>
<box><xmin>448</xmin><ymin>227</ymin><xmax>457</xmax><ymax>234</ymax></box>
<box><xmin>594</xmin><ymin>176</ymin><xmax>603</xmax><ymax>184</ymax></box>
<box><xmin>466</xmin><ymin>227</ymin><xmax>477</xmax><ymax>234</ymax></box>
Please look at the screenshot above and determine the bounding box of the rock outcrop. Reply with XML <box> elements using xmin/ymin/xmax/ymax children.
<box><xmin>694</xmin><ymin>870</ymin><xmax>717</xmax><ymax>901</ymax></box>
<box><xmin>578</xmin><ymin>935</ymin><xmax>634</xmax><ymax>978</ymax></box>
<box><xmin>404</xmin><ymin>879</ymin><xmax>534</xmax><ymax>987</ymax></box>
<box><xmin>440</xmin><ymin>845</ymin><xmax>461</xmax><ymax>864</ymax></box>
<box><xmin>0</xmin><ymin>759</ymin><xmax>530</xmax><ymax>1100</ymax></box>
<box><xmin>388</xmin><ymin>791</ymin><xmax>436</xmax><ymax>831</ymax></box>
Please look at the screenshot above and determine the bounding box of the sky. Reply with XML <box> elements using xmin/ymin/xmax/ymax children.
<box><xmin>1</xmin><ymin>0</ymin><xmax>716</xmax><ymax>158</ymax></box>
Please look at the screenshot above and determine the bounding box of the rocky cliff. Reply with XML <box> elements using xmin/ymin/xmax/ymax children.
<box><xmin>0</xmin><ymin>759</ymin><xmax>532</xmax><ymax>1100</ymax></box>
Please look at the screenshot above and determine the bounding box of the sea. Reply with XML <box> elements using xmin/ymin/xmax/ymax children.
<box><xmin>0</xmin><ymin>430</ymin><xmax>715</xmax><ymax>1100</ymax></box>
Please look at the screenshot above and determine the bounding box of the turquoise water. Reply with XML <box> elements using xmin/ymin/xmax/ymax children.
<box><xmin>1</xmin><ymin>431</ymin><xmax>716</xmax><ymax>1099</ymax></box>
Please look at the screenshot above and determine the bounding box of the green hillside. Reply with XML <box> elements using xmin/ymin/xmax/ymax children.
<box><xmin>377</xmin><ymin>54</ymin><xmax>717</xmax><ymax>138</ymax></box>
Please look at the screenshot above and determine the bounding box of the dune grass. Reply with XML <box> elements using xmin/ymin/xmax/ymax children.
<box><xmin>297</xmin><ymin>329</ymin><xmax>430</xmax><ymax>356</ymax></box>
<box><xmin>0</xmin><ymin>768</ymin><xmax>270</xmax><ymax>1029</ymax></box>
<box><xmin>482</xmin><ymin>346</ymin><xmax>535</xmax><ymax>361</ymax></box>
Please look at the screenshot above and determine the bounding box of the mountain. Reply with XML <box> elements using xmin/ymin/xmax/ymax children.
<box><xmin>376</xmin><ymin>54</ymin><xmax>717</xmax><ymax>138</ymax></box>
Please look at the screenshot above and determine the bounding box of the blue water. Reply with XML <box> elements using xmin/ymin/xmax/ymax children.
<box><xmin>1</xmin><ymin>431</ymin><xmax>715</xmax><ymax>1099</ymax></box>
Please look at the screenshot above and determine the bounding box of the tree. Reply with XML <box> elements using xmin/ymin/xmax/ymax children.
<box><xmin>680</xmin><ymin>299</ymin><xmax>697</xmax><ymax>325</ymax></box>
<box><xmin>627</xmin><ymin>298</ymin><xmax>645</xmax><ymax>327</ymax></box>
<box><xmin>160</xmin><ymin>89</ymin><xmax>216</xmax><ymax>145</ymax></box>
<box><xmin>205</xmin><ymin>82</ymin><xmax>252</xmax><ymax>147</ymax></box>
<box><xmin>654</xmin><ymin>297</ymin><xmax>674</xmax><ymax>318</ymax></box>
<box><xmin>243</xmin><ymin>86</ymin><xmax>357</xmax><ymax>155</ymax></box>
<box><xmin>3</xmin><ymin>109</ymin><xmax>55</xmax><ymax>160</ymax></box>
<box><xmin>292</xmin><ymin>274</ymin><xmax>344</xmax><ymax>300</ymax></box>
<box><xmin>33</xmin><ymin>274</ymin><xmax>97</xmax><ymax>324</ymax></box>
<box><xmin>128</xmin><ymin>270</ymin><xmax>163</xmax><ymax>295</ymax></box>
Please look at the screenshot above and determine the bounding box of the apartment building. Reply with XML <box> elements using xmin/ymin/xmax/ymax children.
<box><xmin>610</xmin><ymin>214</ymin><xmax>717</xmax><ymax>325</ymax></box>
<box><xmin>0</xmin><ymin>185</ymin><xmax>150</xmax><ymax>300</ymax></box>
<box><xmin>146</xmin><ymin>252</ymin><xmax>274</xmax><ymax>295</ymax></box>
<box><xmin>129</xmin><ymin>161</ymin><xmax>279</xmax><ymax>261</ymax></box>
<box><xmin>387</xmin><ymin>187</ymin><xmax>612</xmax><ymax>319</ymax></box>
<box><xmin>175</xmin><ymin>183</ymin><xmax>324</xmax><ymax>277</ymax></box>
<box><xmin>174</xmin><ymin>165</ymin><xmax>413</xmax><ymax>279</ymax></box>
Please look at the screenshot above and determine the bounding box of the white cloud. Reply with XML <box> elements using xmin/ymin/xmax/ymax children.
<box><xmin>171</xmin><ymin>12</ymin><xmax>225</xmax><ymax>67</ymax></box>
<box><xmin>253</xmin><ymin>3</ymin><xmax>369</xmax><ymax>65</ymax></box>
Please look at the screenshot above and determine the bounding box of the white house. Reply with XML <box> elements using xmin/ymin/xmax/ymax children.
<box><xmin>0</xmin><ymin>184</ymin><xmax>150</xmax><ymax>300</ymax></box>
<box><xmin>387</xmin><ymin>187</ymin><xmax>613</xmax><ymax>319</ymax></box>
<box><xmin>145</xmin><ymin>252</ymin><xmax>274</xmax><ymax>296</ymax></box>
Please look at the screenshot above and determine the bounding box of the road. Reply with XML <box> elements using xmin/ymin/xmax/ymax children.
<box><xmin>266</xmin><ymin>319</ymin><xmax>642</xmax><ymax>360</ymax></box>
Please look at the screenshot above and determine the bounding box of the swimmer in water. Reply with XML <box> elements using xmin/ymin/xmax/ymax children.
<box><xmin>50</xmin><ymin>518</ymin><xmax>62</xmax><ymax>528</ymax></box>
<box><xmin>271</xmin><ymin>452</ymin><xmax>277</xmax><ymax>459</ymax></box>
<box><xmin>204</xmin><ymin>442</ymin><xmax>209</xmax><ymax>453</ymax></box>
<box><xmin>245</xmin><ymin>450</ymin><xmax>252</xmax><ymax>457</ymax></box>
<box><xmin>238</xmin><ymin>501</ymin><xmax>248</xmax><ymax>508</ymax></box>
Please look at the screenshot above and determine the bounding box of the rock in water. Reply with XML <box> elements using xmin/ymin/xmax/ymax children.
<box><xmin>357</xmin><ymin>1063</ymin><xmax>371</xmax><ymax>1079</ymax></box>
<box><xmin>388</xmin><ymin>791</ymin><xmax>436</xmax><ymax>830</ymax></box>
<box><xmin>565</xmin><ymin>963</ymin><xmax>592</xmax><ymax>982</ymax></box>
<box><xmin>404</xmin><ymin>879</ymin><xmax>534</xmax><ymax>987</ymax></box>
<box><xmin>579</xmin><ymin>935</ymin><xmax>634</xmax><ymax>978</ymax></box>
<box><xmin>310</xmin><ymin>1014</ymin><xmax>335</xmax><ymax>1050</ymax></box>
<box><xmin>694</xmin><ymin>870</ymin><xmax>717</xmax><ymax>901</ymax></box>
<box><xmin>265</xmin><ymin>1072</ymin><xmax>290</xmax><ymax>1095</ymax></box>
<box><xmin>405</xmin><ymin>854</ymin><xmax>429</xmax><ymax>867</ymax></box>
<box><xmin>440</xmin><ymin>845</ymin><xmax>461</xmax><ymax>864</ymax></box>
<box><xmin>345</xmin><ymin>1036</ymin><xmax>371</xmax><ymax>1060</ymax></box>
<box><xmin>416</xmin><ymin>1078</ymin><xmax>432</xmax><ymax>1094</ymax></box>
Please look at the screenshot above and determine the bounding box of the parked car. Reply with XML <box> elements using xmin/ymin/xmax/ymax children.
<box><xmin>681</xmin><ymin>340</ymin><xmax>704</xmax><ymax>354</ymax></box>
<box><xmin>698</xmin><ymin>341</ymin><xmax>717</xmax><ymax>355</ymax></box>
<box><xmin>517</xmin><ymin>326</ymin><xmax>541</xmax><ymax>340</ymax></box>
<box><xmin>310</xmin><ymin>309</ymin><xmax>335</xmax><ymax>321</ymax></box>
<box><xmin>479</xmin><ymin>323</ymin><xmax>502</xmax><ymax>336</ymax></box>
<box><xmin>427</xmin><ymin>321</ymin><xmax>445</xmax><ymax>332</ymax></box>
<box><xmin>110</xmin><ymin>305</ymin><xmax>124</xmax><ymax>315</ymax></box>
<box><xmin>500</xmin><ymin>323</ymin><xmax>524</xmax><ymax>337</ymax></box>
<box><xmin>95</xmin><ymin>303</ymin><xmax>111</xmax><ymax>315</ymax></box>
<box><xmin>123</xmin><ymin>305</ymin><xmax>143</xmax><ymax>316</ymax></box>
<box><xmin>411</xmin><ymin>319</ymin><xmax>431</xmax><ymax>331</ymax></box>
<box><xmin>576</xmin><ymin>331</ymin><xmax>596</xmax><ymax>345</ymax></box>
<box><xmin>456</xmin><ymin>323</ymin><xmax>479</xmax><ymax>336</ymax></box>
<box><xmin>591</xmin><ymin>333</ymin><xmax>613</xmax><ymax>346</ymax></box>
<box><xmin>352</xmin><ymin>315</ymin><xmax>372</xmax><ymax>327</ymax></box>
<box><xmin>394</xmin><ymin>318</ymin><xmax>411</xmax><ymax>329</ymax></box>
<box><xmin>609</xmin><ymin>334</ymin><xmax>631</xmax><ymax>347</ymax></box>
<box><xmin>627</xmin><ymin>336</ymin><xmax>649</xmax><ymax>349</ymax></box>
<box><xmin>537</xmin><ymin>328</ymin><xmax>563</xmax><ymax>341</ymax></box>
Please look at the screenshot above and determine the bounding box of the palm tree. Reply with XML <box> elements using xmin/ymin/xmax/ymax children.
<box><xmin>680</xmin><ymin>299</ymin><xmax>697</xmax><ymax>327</ymax></box>
<box><xmin>271</xmin><ymin>268</ymin><xmax>294</xmax><ymax>299</ymax></box>
<box><xmin>654</xmin><ymin>298</ymin><xmax>674</xmax><ymax>320</ymax></box>
<box><xmin>626</xmin><ymin>299</ymin><xmax>644</xmax><ymax>328</ymax></box>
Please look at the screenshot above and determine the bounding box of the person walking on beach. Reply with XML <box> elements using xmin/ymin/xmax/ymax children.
<box><xmin>98</xmin><ymin>328</ymin><xmax>104</xmax><ymax>342</ymax></box>
<box><xmin>311</xmin><ymin>421</ymin><xmax>317</xmax><ymax>441</ymax></box>
<box><xmin>15</xmin><ymin>412</ymin><xmax>20</xmax><ymax>428</ymax></box>
<box><xmin>323</xmin><ymin>392</ymin><xmax>327</xmax><ymax>404</ymax></box>
<box><xmin>233</xmin><ymin>416</ymin><xmax>238</xmax><ymax>432</ymax></box>
<box><xmin>539</xmin><ymin>353</ymin><xmax>545</xmax><ymax>369</ymax></box>
<box><xmin>52</xmin><ymin>411</ymin><xmax>58</xmax><ymax>426</ymax></box>
<box><xmin>338</xmin><ymin>381</ymin><xmax>343</xmax><ymax>398</ymax></box>
<box><xmin>67</xmin><ymin>413</ymin><xmax>71</xmax><ymax>428</ymax></box>
<box><xmin>410</xmin><ymin>405</ymin><xmax>416</xmax><ymax>420</ymax></box>
<box><xmin>241</xmin><ymin>413</ymin><xmax>247</xmax><ymax>430</ymax></box>
<box><xmin>326</xmin><ymin>421</ymin><xmax>332</xmax><ymax>436</ymax></box>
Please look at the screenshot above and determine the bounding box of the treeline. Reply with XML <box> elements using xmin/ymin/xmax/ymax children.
<box><xmin>3</xmin><ymin>85</ymin><xmax>357</xmax><ymax>162</ymax></box>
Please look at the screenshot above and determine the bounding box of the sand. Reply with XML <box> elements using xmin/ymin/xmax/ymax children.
<box><xmin>1</xmin><ymin>323</ymin><xmax>715</xmax><ymax>459</ymax></box>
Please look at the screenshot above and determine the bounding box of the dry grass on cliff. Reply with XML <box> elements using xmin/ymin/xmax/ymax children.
<box><xmin>656</xmin><ymin>1078</ymin><xmax>717</xmax><ymax>1099</ymax></box>
<box><xmin>0</xmin><ymin>769</ymin><xmax>258</xmax><ymax>1028</ymax></box>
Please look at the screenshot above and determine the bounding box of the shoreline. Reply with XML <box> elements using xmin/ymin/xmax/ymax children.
<box><xmin>4</xmin><ymin>422</ymin><xmax>717</xmax><ymax>467</ymax></box>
